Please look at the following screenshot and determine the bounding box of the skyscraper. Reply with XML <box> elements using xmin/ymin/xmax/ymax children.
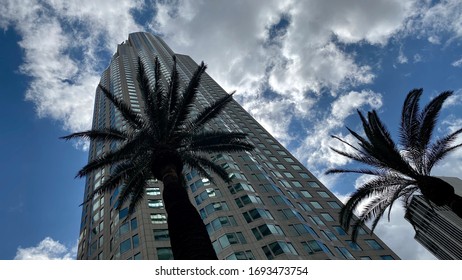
<box><xmin>405</xmin><ymin>177</ymin><xmax>462</xmax><ymax>259</ymax></box>
<box><xmin>77</xmin><ymin>32</ymin><xmax>399</xmax><ymax>260</ymax></box>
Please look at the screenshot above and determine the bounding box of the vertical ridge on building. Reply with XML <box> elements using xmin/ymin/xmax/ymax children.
<box><xmin>405</xmin><ymin>177</ymin><xmax>462</xmax><ymax>259</ymax></box>
<box><xmin>77</xmin><ymin>32</ymin><xmax>399</xmax><ymax>260</ymax></box>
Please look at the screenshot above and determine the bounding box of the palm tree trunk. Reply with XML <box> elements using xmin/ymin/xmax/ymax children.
<box><xmin>161</xmin><ymin>166</ymin><xmax>218</xmax><ymax>260</ymax></box>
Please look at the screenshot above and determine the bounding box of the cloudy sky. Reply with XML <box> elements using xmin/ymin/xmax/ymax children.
<box><xmin>1</xmin><ymin>0</ymin><xmax>462</xmax><ymax>260</ymax></box>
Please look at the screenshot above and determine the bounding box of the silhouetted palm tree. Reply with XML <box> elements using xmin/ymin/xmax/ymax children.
<box><xmin>62</xmin><ymin>56</ymin><xmax>254</xmax><ymax>259</ymax></box>
<box><xmin>326</xmin><ymin>88</ymin><xmax>462</xmax><ymax>241</ymax></box>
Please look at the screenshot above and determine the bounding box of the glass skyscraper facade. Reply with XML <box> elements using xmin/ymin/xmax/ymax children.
<box><xmin>77</xmin><ymin>32</ymin><xmax>399</xmax><ymax>260</ymax></box>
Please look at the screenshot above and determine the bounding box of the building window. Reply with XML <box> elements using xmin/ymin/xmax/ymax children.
<box><xmin>320</xmin><ymin>229</ymin><xmax>338</xmax><ymax>241</ymax></box>
<box><xmin>276</xmin><ymin>164</ymin><xmax>286</xmax><ymax>170</ymax></box>
<box><xmin>226</xmin><ymin>250</ymin><xmax>255</xmax><ymax>260</ymax></box>
<box><xmin>118</xmin><ymin>222</ymin><xmax>130</xmax><ymax>236</ymax></box>
<box><xmin>271</xmin><ymin>171</ymin><xmax>283</xmax><ymax>178</ymax></box>
<box><xmin>228</xmin><ymin>182</ymin><xmax>254</xmax><ymax>194</ymax></box>
<box><xmin>279</xmin><ymin>208</ymin><xmax>305</xmax><ymax>221</ymax></box>
<box><xmin>299</xmin><ymin>172</ymin><xmax>311</xmax><ymax>179</ymax></box>
<box><xmin>153</xmin><ymin>229</ymin><xmax>170</xmax><ymax>241</ymax></box>
<box><xmin>251</xmin><ymin>224</ymin><xmax>285</xmax><ymax>240</ymax></box>
<box><xmin>147</xmin><ymin>187</ymin><xmax>160</xmax><ymax>196</ymax></box>
<box><xmin>291</xmin><ymin>165</ymin><xmax>302</xmax><ymax>171</ymax></box>
<box><xmin>301</xmin><ymin>240</ymin><xmax>323</xmax><ymax>254</ymax></box>
<box><xmin>284</xmin><ymin>172</ymin><xmax>294</xmax><ymax>178</ymax></box>
<box><xmin>279</xmin><ymin>180</ymin><xmax>292</xmax><ymax>189</ymax></box>
<box><xmin>380</xmin><ymin>255</ymin><xmax>394</xmax><ymax>260</ymax></box>
<box><xmin>132</xmin><ymin>234</ymin><xmax>139</xmax><ymax>248</ymax></box>
<box><xmin>284</xmin><ymin>157</ymin><xmax>294</xmax><ymax>163</ymax></box>
<box><xmin>287</xmin><ymin>190</ymin><xmax>301</xmax><ymax>199</ymax></box>
<box><xmin>364</xmin><ymin>239</ymin><xmax>384</xmax><ymax>250</ymax></box>
<box><xmin>157</xmin><ymin>247</ymin><xmax>173</xmax><ymax>260</ymax></box>
<box><xmin>308</xmin><ymin>215</ymin><xmax>325</xmax><ymax>226</ymax></box>
<box><xmin>288</xmin><ymin>223</ymin><xmax>319</xmax><ymax>238</ymax></box>
<box><xmin>131</xmin><ymin>218</ymin><xmax>138</xmax><ymax>230</ymax></box>
<box><xmin>332</xmin><ymin>226</ymin><xmax>347</xmax><ymax>236</ymax></box>
<box><xmin>300</xmin><ymin>190</ymin><xmax>312</xmax><ymax>198</ymax></box>
<box><xmin>235</xmin><ymin>194</ymin><xmax>264</xmax><ymax>208</ymax></box>
<box><xmin>120</xmin><ymin>238</ymin><xmax>131</xmax><ymax>255</ymax></box>
<box><xmin>259</xmin><ymin>183</ymin><xmax>281</xmax><ymax>193</ymax></box>
<box><xmin>298</xmin><ymin>202</ymin><xmax>312</xmax><ymax>212</ymax></box>
<box><xmin>320</xmin><ymin>213</ymin><xmax>335</xmax><ymax>222</ymax></box>
<box><xmin>243</xmin><ymin>208</ymin><xmax>274</xmax><ymax>223</ymax></box>
<box><xmin>307</xmin><ymin>181</ymin><xmax>320</xmax><ymax>188</ymax></box>
<box><xmin>212</xmin><ymin>232</ymin><xmax>247</xmax><ymax>253</ymax></box>
<box><xmin>195</xmin><ymin>188</ymin><xmax>221</xmax><ymax>205</ymax></box>
<box><xmin>269</xmin><ymin>195</ymin><xmax>293</xmax><ymax>206</ymax></box>
<box><xmin>335</xmin><ymin>246</ymin><xmax>355</xmax><ymax>259</ymax></box>
<box><xmin>262</xmin><ymin>241</ymin><xmax>298</xmax><ymax>260</ymax></box>
<box><xmin>150</xmin><ymin>213</ymin><xmax>167</xmax><ymax>224</ymax></box>
<box><xmin>317</xmin><ymin>191</ymin><xmax>330</xmax><ymax>198</ymax></box>
<box><xmin>346</xmin><ymin>241</ymin><xmax>362</xmax><ymax>251</ymax></box>
<box><xmin>310</xmin><ymin>201</ymin><xmax>323</xmax><ymax>209</ymax></box>
<box><xmin>200</xmin><ymin>201</ymin><xmax>229</xmax><ymax>219</ymax></box>
<box><xmin>327</xmin><ymin>201</ymin><xmax>341</xmax><ymax>209</ymax></box>
<box><xmin>291</xmin><ymin>181</ymin><xmax>303</xmax><ymax>188</ymax></box>
<box><xmin>148</xmin><ymin>199</ymin><xmax>164</xmax><ymax>209</ymax></box>
<box><xmin>206</xmin><ymin>216</ymin><xmax>237</xmax><ymax>234</ymax></box>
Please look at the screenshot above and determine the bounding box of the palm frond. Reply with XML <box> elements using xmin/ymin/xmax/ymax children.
<box><xmin>98</xmin><ymin>84</ymin><xmax>145</xmax><ymax>129</ymax></box>
<box><xmin>366</xmin><ymin>111</ymin><xmax>416</xmax><ymax>177</ymax></box>
<box><xmin>183</xmin><ymin>153</ymin><xmax>232</xmax><ymax>184</ymax></box>
<box><xmin>426</xmin><ymin>128</ymin><xmax>462</xmax><ymax>173</ymax></box>
<box><xmin>328</xmin><ymin>147</ymin><xmax>384</xmax><ymax>170</ymax></box>
<box><xmin>188</xmin><ymin>131</ymin><xmax>254</xmax><ymax>153</ymax></box>
<box><xmin>76</xmin><ymin>131</ymin><xmax>149</xmax><ymax>177</ymax></box>
<box><xmin>126</xmin><ymin>179</ymin><xmax>149</xmax><ymax>215</ymax></box>
<box><xmin>172</xmin><ymin>61</ymin><xmax>207</xmax><ymax>130</ymax></box>
<box><xmin>400</xmin><ymin>88</ymin><xmax>422</xmax><ymax>152</ymax></box>
<box><xmin>325</xmin><ymin>168</ymin><xmax>386</xmax><ymax>176</ymax></box>
<box><xmin>419</xmin><ymin>91</ymin><xmax>453</xmax><ymax>152</ymax></box>
<box><xmin>340</xmin><ymin>175</ymin><xmax>414</xmax><ymax>232</ymax></box>
<box><xmin>187</xmin><ymin>92</ymin><xmax>235</xmax><ymax>133</ymax></box>
<box><xmin>80</xmin><ymin>162</ymin><xmax>136</xmax><ymax>206</ymax></box>
<box><xmin>349</xmin><ymin>188</ymin><xmax>399</xmax><ymax>241</ymax></box>
<box><xmin>162</xmin><ymin>56</ymin><xmax>181</xmax><ymax>140</ymax></box>
<box><xmin>60</xmin><ymin>128</ymin><xmax>129</xmax><ymax>142</ymax></box>
<box><xmin>137</xmin><ymin>57</ymin><xmax>161</xmax><ymax>139</ymax></box>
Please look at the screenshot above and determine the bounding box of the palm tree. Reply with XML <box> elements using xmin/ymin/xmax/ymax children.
<box><xmin>326</xmin><ymin>88</ymin><xmax>462</xmax><ymax>241</ymax></box>
<box><xmin>61</xmin><ymin>55</ymin><xmax>254</xmax><ymax>259</ymax></box>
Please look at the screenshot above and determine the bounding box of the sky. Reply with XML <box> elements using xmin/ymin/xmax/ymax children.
<box><xmin>1</xmin><ymin>0</ymin><xmax>462</xmax><ymax>260</ymax></box>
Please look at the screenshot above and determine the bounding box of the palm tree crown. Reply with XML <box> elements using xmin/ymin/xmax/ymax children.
<box><xmin>62</xmin><ymin>55</ymin><xmax>254</xmax><ymax>259</ymax></box>
<box><xmin>326</xmin><ymin>88</ymin><xmax>462</xmax><ymax>241</ymax></box>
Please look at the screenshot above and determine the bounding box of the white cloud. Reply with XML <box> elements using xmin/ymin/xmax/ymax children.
<box><xmin>428</xmin><ymin>35</ymin><xmax>441</xmax><ymax>44</ymax></box>
<box><xmin>1</xmin><ymin>0</ymin><xmax>142</xmax><ymax>132</ymax></box>
<box><xmin>15</xmin><ymin>237</ymin><xmax>77</xmax><ymax>260</ymax></box>
<box><xmin>452</xmin><ymin>57</ymin><xmax>462</xmax><ymax>67</ymax></box>
<box><xmin>398</xmin><ymin>49</ymin><xmax>408</xmax><ymax>64</ymax></box>
<box><xmin>294</xmin><ymin>90</ymin><xmax>383</xmax><ymax>175</ymax></box>
<box><xmin>410</xmin><ymin>0</ymin><xmax>462</xmax><ymax>44</ymax></box>
<box><xmin>244</xmin><ymin>97</ymin><xmax>298</xmax><ymax>146</ymax></box>
<box><xmin>150</xmin><ymin>0</ymin><xmax>417</xmax><ymax>148</ymax></box>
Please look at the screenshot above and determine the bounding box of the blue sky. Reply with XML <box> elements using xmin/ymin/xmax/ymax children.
<box><xmin>1</xmin><ymin>0</ymin><xmax>462</xmax><ymax>260</ymax></box>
